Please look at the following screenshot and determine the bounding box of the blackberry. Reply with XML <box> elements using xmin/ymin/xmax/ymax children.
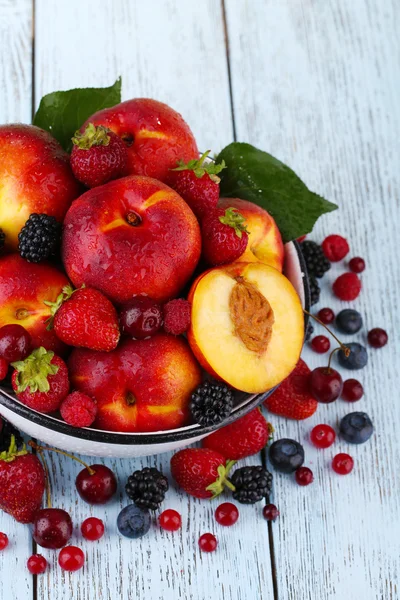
<box><xmin>309</xmin><ymin>275</ymin><xmax>320</xmax><ymax>306</ymax></box>
<box><xmin>305</xmin><ymin>322</ymin><xmax>314</xmax><ymax>342</ymax></box>
<box><xmin>125</xmin><ymin>467</ymin><xmax>169</xmax><ymax>510</ymax></box>
<box><xmin>0</xmin><ymin>418</ymin><xmax>23</xmax><ymax>452</ymax></box>
<box><xmin>18</xmin><ymin>214</ymin><xmax>60</xmax><ymax>263</ymax></box>
<box><xmin>300</xmin><ymin>240</ymin><xmax>331</xmax><ymax>278</ymax></box>
<box><xmin>0</xmin><ymin>228</ymin><xmax>5</xmax><ymax>252</ymax></box>
<box><xmin>190</xmin><ymin>381</ymin><xmax>234</xmax><ymax>427</ymax></box>
<box><xmin>230</xmin><ymin>466</ymin><xmax>272</xmax><ymax>504</ymax></box>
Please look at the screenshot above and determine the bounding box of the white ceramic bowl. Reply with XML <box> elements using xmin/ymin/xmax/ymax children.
<box><xmin>0</xmin><ymin>242</ymin><xmax>309</xmax><ymax>457</ymax></box>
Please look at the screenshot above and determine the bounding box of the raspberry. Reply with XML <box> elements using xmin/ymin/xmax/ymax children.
<box><xmin>60</xmin><ymin>392</ymin><xmax>97</xmax><ymax>428</ymax></box>
<box><xmin>322</xmin><ymin>235</ymin><xmax>349</xmax><ymax>262</ymax></box>
<box><xmin>332</xmin><ymin>272</ymin><xmax>361</xmax><ymax>301</ymax></box>
<box><xmin>163</xmin><ymin>299</ymin><xmax>191</xmax><ymax>335</ymax></box>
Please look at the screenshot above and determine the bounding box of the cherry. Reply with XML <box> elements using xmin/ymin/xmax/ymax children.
<box><xmin>0</xmin><ymin>532</ymin><xmax>9</xmax><ymax>550</ymax></box>
<box><xmin>342</xmin><ymin>379</ymin><xmax>364</xmax><ymax>402</ymax></box>
<box><xmin>0</xmin><ymin>324</ymin><xmax>32</xmax><ymax>362</ymax></box>
<box><xmin>159</xmin><ymin>509</ymin><xmax>182</xmax><ymax>532</ymax></box>
<box><xmin>263</xmin><ymin>504</ymin><xmax>279</xmax><ymax>521</ymax></box>
<box><xmin>81</xmin><ymin>517</ymin><xmax>105</xmax><ymax>541</ymax></box>
<box><xmin>349</xmin><ymin>257</ymin><xmax>365</xmax><ymax>273</ymax></box>
<box><xmin>310</xmin><ymin>424</ymin><xmax>336</xmax><ymax>449</ymax></box>
<box><xmin>33</xmin><ymin>508</ymin><xmax>73</xmax><ymax>549</ymax></box>
<box><xmin>58</xmin><ymin>546</ymin><xmax>85</xmax><ymax>572</ymax></box>
<box><xmin>27</xmin><ymin>554</ymin><xmax>47</xmax><ymax>574</ymax></box>
<box><xmin>295</xmin><ymin>467</ymin><xmax>314</xmax><ymax>486</ymax></box>
<box><xmin>215</xmin><ymin>502</ymin><xmax>239</xmax><ymax>527</ymax></box>
<box><xmin>76</xmin><ymin>464</ymin><xmax>117</xmax><ymax>505</ymax></box>
<box><xmin>0</xmin><ymin>357</ymin><xmax>8</xmax><ymax>380</ymax></box>
<box><xmin>198</xmin><ymin>533</ymin><xmax>218</xmax><ymax>553</ymax></box>
<box><xmin>367</xmin><ymin>328</ymin><xmax>388</xmax><ymax>348</ymax></box>
<box><xmin>332</xmin><ymin>453</ymin><xmax>354</xmax><ymax>475</ymax></box>
<box><xmin>317</xmin><ymin>308</ymin><xmax>335</xmax><ymax>324</ymax></box>
<box><xmin>309</xmin><ymin>367</ymin><xmax>343</xmax><ymax>403</ymax></box>
<box><xmin>119</xmin><ymin>296</ymin><xmax>163</xmax><ymax>339</ymax></box>
<box><xmin>311</xmin><ymin>335</ymin><xmax>331</xmax><ymax>354</ymax></box>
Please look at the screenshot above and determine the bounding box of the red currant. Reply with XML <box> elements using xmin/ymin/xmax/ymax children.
<box><xmin>322</xmin><ymin>234</ymin><xmax>349</xmax><ymax>261</ymax></box>
<box><xmin>58</xmin><ymin>546</ymin><xmax>85</xmax><ymax>572</ymax></box>
<box><xmin>342</xmin><ymin>379</ymin><xmax>364</xmax><ymax>402</ymax></box>
<box><xmin>367</xmin><ymin>328</ymin><xmax>388</xmax><ymax>348</ymax></box>
<box><xmin>159</xmin><ymin>509</ymin><xmax>182</xmax><ymax>532</ymax></box>
<box><xmin>311</xmin><ymin>335</ymin><xmax>331</xmax><ymax>354</ymax></box>
<box><xmin>310</xmin><ymin>424</ymin><xmax>336</xmax><ymax>449</ymax></box>
<box><xmin>198</xmin><ymin>533</ymin><xmax>218</xmax><ymax>553</ymax></box>
<box><xmin>0</xmin><ymin>324</ymin><xmax>32</xmax><ymax>363</ymax></box>
<box><xmin>263</xmin><ymin>504</ymin><xmax>279</xmax><ymax>521</ymax></box>
<box><xmin>317</xmin><ymin>308</ymin><xmax>335</xmax><ymax>324</ymax></box>
<box><xmin>295</xmin><ymin>467</ymin><xmax>314</xmax><ymax>486</ymax></box>
<box><xmin>349</xmin><ymin>257</ymin><xmax>365</xmax><ymax>273</ymax></box>
<box><xmin>27</xmin><ymin>554</ymin><xmax>47</xmax><ymax>574</ymax></box>
<box><xmin>332</xmin><ymin>453</ymin><xmax>354</xmax><ymax>475</ymax></box>
<box><xmin>0</xmin><ymin>532</ymin><xmax>9</xmax><ymax>551</ymax></box>
<box><xmin>0</xmin><ymin>357</ymin><xmax>8</xmax><ymax>381</ymax></box>
<box><xmin>215</xmin><ymin>503</ymin><xmax>239</xmax><ymax>527</ymax></box>
<box><xmin>75</xmin><ymin>464</ymin><xmax>117</xmax><ymax>504</ymax></box>
<box><xmin>119</xmin><ymin>296</ymin><xmax>163</xmax><ymax>339</ymax></box>
<box><xmin>309</xmin><ymin>367</ymin><xmax>343</xmax><ymax>403</ymax></box>
<box><xmin>81</xmin><ymin>517</ymin><xmax>105</xmax><ymax>541</ymax></box>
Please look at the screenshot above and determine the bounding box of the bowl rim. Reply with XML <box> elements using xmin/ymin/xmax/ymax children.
<box><xmin>0</xmin><ymin>241</ymin><xmax>310</xmax><ymax>445</ymax></box>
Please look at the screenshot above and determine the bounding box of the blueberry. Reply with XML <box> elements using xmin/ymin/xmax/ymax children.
<box><xmin>336</xmin><ymin>309</ymin><xmax>363</xmax><ymax>334</ymax></box>
<box><xmin>338</xmin><ymin>343</ymin><xmax>368</xmax><ymax>370</ymax></box>
<box><xmin>269</xmin><ymin>438</ymin><xmax>304</xmax><ymax>473</ymax></box>
<box><xmin>117</xmin><ymin>505</ymin><xmax>151</xmax><ymax>539</ymax></box>
<box><xmin>340</xmin><ymin>412</ymin><xmax>374</xmax><ymax>444</ymax></box>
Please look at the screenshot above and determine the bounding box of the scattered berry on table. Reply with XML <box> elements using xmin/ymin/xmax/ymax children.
<box><xmin>300</xmin><ymin>240</ymin><xmax>331</xmax><ymax>278</ymax></box>
<box><xmin>332</xmin><ymin>453</ymin><xmax>354</xmax><ymax>475</ymax></box>
<box><xmin>125</xmin><ymin>467</ymin><xmax>169</xmax><ymax>511</ymax></box>
<box><xmin>305</xmin><ymin>322</ymin><xmax>314</xmax><ymax>341</ymax></box>
<box><xmin>0</xmin><ymin>358</ymin><xmax>8</xmax><ymax>380</ymax></box>
<box><xmin>27</xmin><ymin>554</ymin><xmax>47</xmax><ymax>574</ymax></box>
<box><xmin>120</xmin><ymin>296</ymin><xmax>163</xmax><ymax>339</ymax></box>
<box><xmin>335</xmin><ymin>309</ymin><xmax>363</xmax><ymax>334</ymax></box>
<box><xmin>309</xmin><ymin>275</ymin><xmax>321</xmax><ymax>306</ymax></box>
<box><xmin>310</xmin><ymin>424</ymin><xmax>336</xmax><ymax>449</ymax></box>
<box><xmin>0</xmin><ymin>418</ymin><xmax>23</xmax><ymax>452</ymax></box>
<box><xmin>201</xmin><ymin>207</ymin><xmax>249</xmax><ymax>266</ymax></box>
<box><xmin>60</xmin><ymin>392</ymin><xmax>97</xmax><ymax>428</ymax></box>
<box><xmin>117</xmin><ymin>505</ymin><xmax>151</xmax><ymax>539</ymax></box>
<box><xmin>340</xmin><ymin>412</ymin><xmax>374</xmax><ymax>444</ymax></box>
<box><xmin>231</xmin><ymin>466</ymin><xmax>272</xmax><ymax>504</ymax></box>
<box><xmin>215</xmin><ymin>502</ymin><xmax>239</xmax><ymax>527</ymax></box>
<box><xmin>309</xmin><ymin>366</ymin><xmax>343</xmax><ymax>403</ymax></box>
<box><xmin>342</xmin><ymin>379</ymin><xmax>364</xmax><ymax>402</ymax></box>
<box><xmin>81</xmin><ymin>517</ymin><xmax>105</xmax><ymax>541</ymax></box>
<box><xmin>322</xmin><ymin>234</ymin><xmax>349</xmax><ymax>262</ymax></box>
<box><xmin>18</xmin><ymin>214</ymin><xmax>60</xmax><ymax>263</ymax></box>
<box><xmin>33</xmin><ymin>508</ymin><xmax>73</xmax><ymax>549</ymax></box>
<box><xmin>170</xmin><ymin>448</ymin><xmax>235</xmax><ymax>499</ymax></box>
<box><xmin>269</xmin><ymin>439</ymin><xmax>304</xmax><ymax>473</ymax></box>
<box><xmin>190</xmin><ymin>380</ymin><xmax>233</xmax><ymax>427</ymax></box>
<box><xmin>333</xmin><ymin>272</ymin><xmax>361</xmax><ymax>301</ymax></box>
<box><xmin>349</xmin><ymin>257</ymin><xmax>366</xmax><ymax>273</ymax></box>
<box><xmin>159</xmin><ymin>509</ymin><xmax>182</xmax><ymax>532</ymax></box>
<box><xmin>295</xmin><ymin>466</ymin><xmax>314</xmax><ymax>486</ymax></box>
<box><xmin>317</xmin><ymin>307</ymin><xmax>335</xmax><ymax>325</ymax></box>
<box><xmin>311</xmin><ymin>335</ymin><xmax>331</xmax><ymax>354</ymax></box>
<box><xmin>71</xmin><ymin>123</ymin><xmax>128</xmax><ymax>188</ymax></box>
<box><xmin>76</xmin><ymin>464</ymin><xmax>117</xmax><ymax>505</ymax></box>
<box><xmin>264</xmin><ymin>358</ymin><xmax>317</xmax><ymax>420</ymax></box>
<box><xmin>367</xmin><ymin>328</ymin><xmax>388</xmax><ymax>349</ymax></box>
<box><xmin>263</xmin><ymin>504</ymin><xmax>279</xmax><ymax>521</ymax></box>
<box><xmin>0</xmin><ymin>324</ymin><xmax>32</xmax><ymax>363</ymax></box>
<box><xmin>0</xmin><ymin>228</ymin><xmax>5</xmax><ymax>252</ymax></box>
<box><xmin>163</xmin><ymin>299</ymin><xmax>191</xmax><ymax>335</ymax></box>
<box><xmin>198</xmin><ymin>533</ymin><xmax>218</xmax><ymax>553</ymax></box>
<box><xmin>58</xmin><ymin>546</ymin><xmax>85</xmax><ymax>572</ymax></box>
<box><xmin>0</xmin><ymin>532</ymin><xmax>8</xmax><ymax>551</ymax></box>
<box><xmin>337</xmin><ymin>343</ymin><xmax>368</xmax><ymax>370</ymax></box>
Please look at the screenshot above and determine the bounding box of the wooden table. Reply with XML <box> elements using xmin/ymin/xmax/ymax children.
<box><xmin>0</xmin><ymin>1</ymin><xmax>399</xmax><ymax>598</ymax></box>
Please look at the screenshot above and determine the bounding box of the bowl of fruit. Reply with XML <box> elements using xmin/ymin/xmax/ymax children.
<box><xmin>0</xmin><ymin>81</ymin><xmax>335</xmax><ymax>457</ymax></box>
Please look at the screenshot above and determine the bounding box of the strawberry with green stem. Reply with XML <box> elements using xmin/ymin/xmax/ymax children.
<box><xmin>201</xmin><ymin>206</ymin><xmax>250</xmax><ymax>266</ymax></box>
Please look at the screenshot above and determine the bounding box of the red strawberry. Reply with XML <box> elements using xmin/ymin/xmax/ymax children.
<box><xmin>264</xmin><ymin>358</ymin><xmax>318</xmax><ymax>420</ymax></box>
<box><xmin>0</xmin><ymin>436</ymin><xmax>45</xmax><ymax>523</ymax></box>
<box><xmin>170</xmin><ymin>448</ymin><xmax>235</xmax><ymax>499</ymax></box>
<box><xmin>202</xmin><ymin>408</ymin><xmax>270</xmax><ymax>460</ymax></box>
<box><xmin>167</xmin><ymin>150</ymin><xmax>225</xmax><ymax>220</ymax></box>
<box><xmin>71</xmin><ymin>123</ymin><xmax>128</xmax><ymax>188</ymax></box>
<box><xmin>11</xmin><ymin>347</ymin><xmax>69</xmax><ymax>413</ymax></box>
<box><xmin>46</xmin><ymin>285</ymin><xmax>120</xmax><ymax>352</ymax></box>
<box><xmin>201</xmin><ymin>207</ymin><xmax>249</xmax><ymax>266</ymax></box>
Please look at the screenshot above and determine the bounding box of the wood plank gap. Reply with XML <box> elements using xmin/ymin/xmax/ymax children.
<box><xmin>221</xmin><ymin>0</ymin><xmax>236</xmax><ymax>141</ymax></box>
<box><xmin>261</xmin><ymin>446</ymin><xmax>279</xmax><ymax>600</ymax></box>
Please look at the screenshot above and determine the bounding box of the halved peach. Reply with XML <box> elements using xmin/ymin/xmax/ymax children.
<box><xmin>188</xmin><ymin>262</ymin><xmax>304</xmax><ymax>393</ymax></box>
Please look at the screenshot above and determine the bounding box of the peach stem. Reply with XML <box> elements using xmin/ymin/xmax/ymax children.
<box><xmin>28</xmin><ymin>441</ymin><xmax>95</xmax><ymax>475</ymax></box>
<box><xmin>303</xmin><ymin>309</ymin><xmax>350</xmax><ymax>357</ymax></box>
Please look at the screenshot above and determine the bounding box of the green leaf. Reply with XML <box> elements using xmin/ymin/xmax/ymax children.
<box><xmin>33</xmin><ymin>78</ymin><xmax>122</xmax><ymax>152</ymax></box>
<box><xmin>215</xmin><ymin>142</ymin><xmax>338</xmax><ymax>243</ymax></box>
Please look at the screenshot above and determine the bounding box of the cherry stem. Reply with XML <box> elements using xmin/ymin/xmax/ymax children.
<box><xmin>28</xmin><ymin>441</ymin><xmax>95</xmax><ymax>475</ymax></box>
<box><xmin>304</xmin><ymin>310</ymin><xmax>350</xmax><ymax>357</ymax></box>
<box><xmin>36</xmin><ymin>447</ymin><xmax>52</xmax><ymax>508</ymax></box>
<box><xmin>327</xmin><ymin>347</ymin><xmax>341</xmax><ymax>372</ymax></box>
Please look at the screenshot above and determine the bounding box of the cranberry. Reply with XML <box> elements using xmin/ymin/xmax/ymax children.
<box><xmin>198</xmin><ymin>533</ymin><xmax>218</xmax><ymax>553</ymax></box>
<box><xmin>367</xmin><ymin>328</ymin><xmax>388</xmax><ymax>348</ymax></box>
<box><xmin>58</xmin><ymin>546</ymin><xmax>85</xmax><ymax>572</ymax></box>
<box><xmin>310</xmin><ymin>424</ymin><xmax>336</xmax><ymax>448</ymax></box>
<box><xmin>27</xmin><ymin>554</ymin><xmax>47</xmax><ymax>574</ymax></box>
<box><xmin>0</xmin><ymin>357</ymin><xmax>8</xmax><ymax>381</ymax></box>
<box><xmin>76</xmin><ymin>464</ymin><xmax>117</xmax><ymax>505</ymax></box>
<box><xmin>120</xmin><ymin>296</ymin><xmax>163</xmax><ymax>339</ymax></box>
<box><xmin>81</xmin><ymin>517</ymin><xmax>105</xmax><ymax>541</ymax></box>
<box><xmin>159</xmin><ymin>509</ymin><xmax>182</xmax><ymax>532</ymax></box>
<box><xmin>0</xmin><ymin>324</ymin><xmax>32</xmax><ymax>362</ymax></box>
<box><xmin>349</xmin><ymin>257</ymin><xmax>365</xmax><ymax>273</ymax></box>
<box><xmin>33</xmin><ymin>508</ymin><xmax>73</xmax><ymax>549</ymax></box>
<box><xmin>295</xmin><ymin>467</ymin><xmax>314</xmax><ymax>486</ymax></box>
<box><xmin>0</xmin><ymin>532</ymin><xmax>9</xmax><ymax>550</ymax></box>
<box><xmin>342</xmin><ymin>379</ymin><xmax>364</xmax><ymax>402</ymax></box>
<box><xmin>311</xmin><ymin>335</ymin><xmax>331</xmax><ymax>354</ymax></box>
<box><xmin>332</xmin><ymin>453</ymin><xmax>354</xmax><ymax>475</ymax></box>
<box><xmin>263</xmin><ymin>504</ymin><xmax>279</xmax><ymax>521</ymax></box>
<box><xmin>215</xmin><ymin>503</ymin><xmax>239</xmax><ymax>527</ymax></box>
<box><xmin>309</xmin><ymin>367</ymin><xmax>343</xmax><ymax>403</ymax></box>
<box><xmin>317</xmin><ymin>308</ymin><xmax>335</xmax><ymax>324</ymax></box>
